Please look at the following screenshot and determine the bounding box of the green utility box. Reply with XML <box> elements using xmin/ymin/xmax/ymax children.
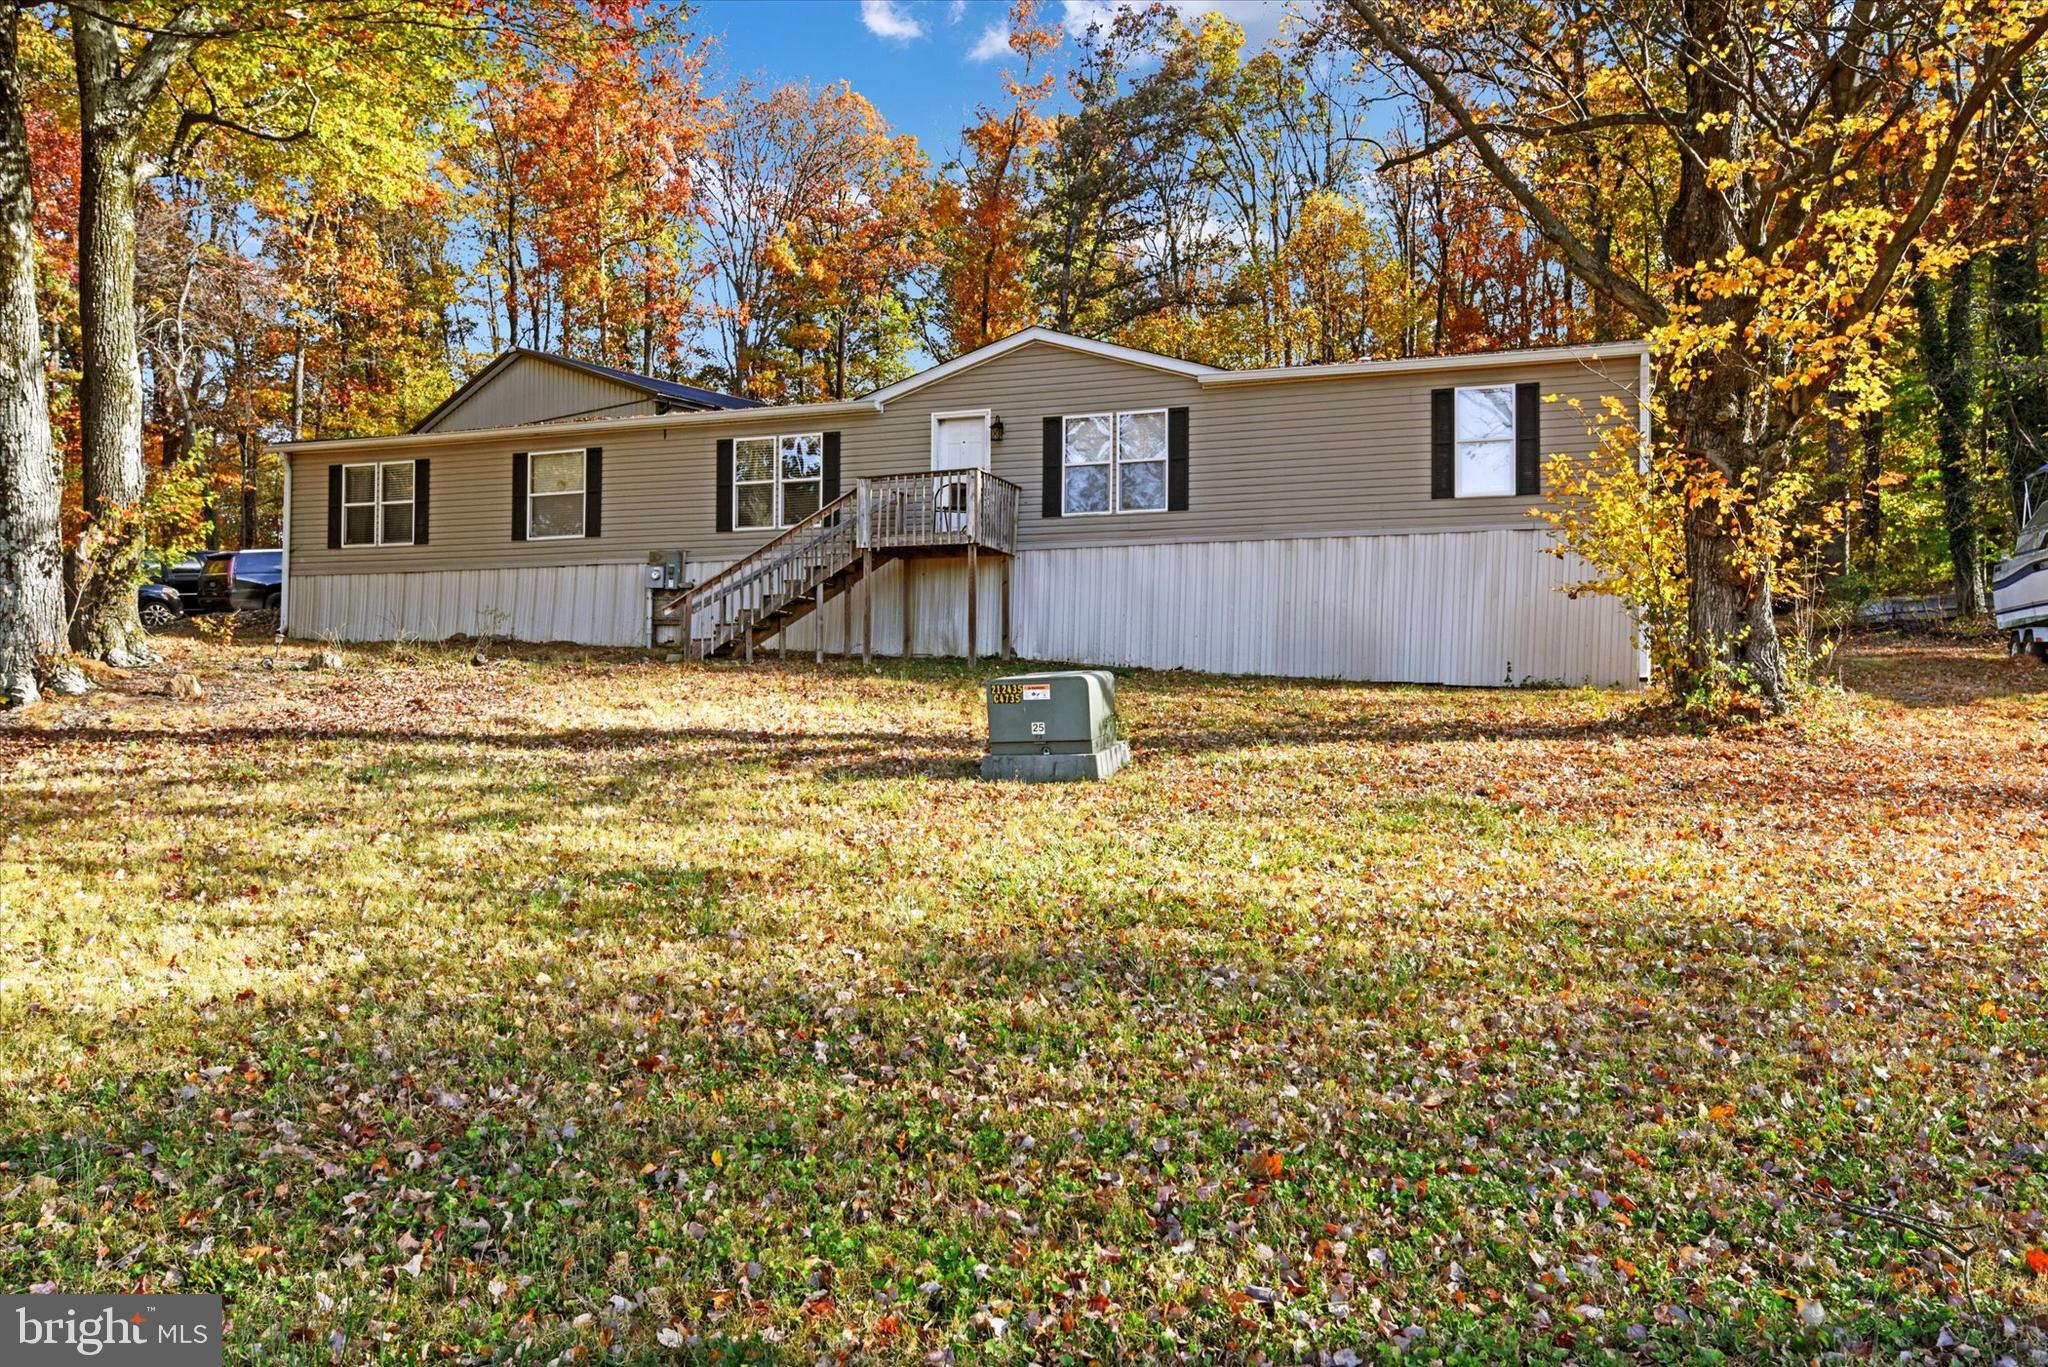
<box><xmin>980</xmin><ymin>669</ymin><xmax>1130</xmax><ymax>781</ymax></box>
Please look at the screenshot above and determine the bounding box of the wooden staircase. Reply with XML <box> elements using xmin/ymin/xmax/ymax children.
<box><xmin>684</xmin><ymin>469</ymin><xmax>1019</xmax><ymax>663</ymax></box>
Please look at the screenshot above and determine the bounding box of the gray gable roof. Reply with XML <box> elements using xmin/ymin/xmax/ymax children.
<box><xmin>412</xmin><ymin>349</ymin><xmax>762</xmax><ymax>434</ymax></box>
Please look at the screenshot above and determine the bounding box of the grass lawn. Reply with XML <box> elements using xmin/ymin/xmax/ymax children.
<box><xmin>2</xmin><ymin>631</ymin><xmax>2046</xmax><ymax>1363</ymax></box>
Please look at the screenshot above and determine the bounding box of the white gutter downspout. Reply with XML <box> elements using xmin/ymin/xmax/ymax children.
<box><xmin>279</xmin><ymin>454</ymin><xmax>291</xmax><ymax>638</ymax></box>
<box><xmin>1638</xmin><ymin>346</ymin><xmax>1654</xmax><ymax>685</ymax></box>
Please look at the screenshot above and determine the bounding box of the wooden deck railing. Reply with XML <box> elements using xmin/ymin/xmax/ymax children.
<box><xmin>864</xmin><ymin>469</ymin><xmax>1018</xmax><ymax>555</ymax></box>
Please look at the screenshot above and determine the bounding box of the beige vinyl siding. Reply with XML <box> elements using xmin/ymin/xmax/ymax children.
<box><xmin>846</xmin><ymin>341</ymin><xmax>1639</xmax><ymax>549</ymax></box>
<box><xmin>419</xmin><ymin>355</ymin><xmax>660</xmax><ymax>433</ymax></box>
<box><xmin>286</xmin><ymin>340</ymin><xmax>1642</xmax><ymax>577</ymax></box>
<box><xmin>286</xmin><ymin>408</ymin><xmax>880</xmax><ymax>577</ymax></box>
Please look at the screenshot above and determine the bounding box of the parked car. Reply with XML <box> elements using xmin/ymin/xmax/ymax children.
<box><xmin>195</xmin><ymin>548</ymin><xmax>283</xmax><ymax>614</ymax></box>
<box><xmin>138</xmin><ymin>582</ymin><xmax>182</xmax><ymax>630</ymax></box>
<box><xmin>153</xmin><ymin>552</ymin><xmax>212</xmax><ymax>600</ymax></box>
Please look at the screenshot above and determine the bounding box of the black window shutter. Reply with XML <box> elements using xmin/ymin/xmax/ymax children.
<box><xmin>414</xmin><ymin>460</ymin><xmax>431</xmax><ymax>545</ymax></box>
<box><xmin>511</xmin><ymin>451</ymin><xmax>529</xmax><ymax>541</ymax></box>
<box><xmin>822</xmin><ymin>431</ymin><xmax>841</xmax><ymax>504</ymax></box>
<box><xmin>326</xmin><ymin>464</ymin><xmax>342</xmax><ymax>548</ymax></box>
<box><xmin>1430</xmin><ymin>388</ymin><xmax>1454</xmax><ymax>499</ymax></box>
<box><xmin>1041</xmin><ymin>416</ymin><xmax>1062</xmax><ymax>518</ymax></box>
<box><xmin>715</xmin><ymin>439</ymin><xmax>734</xmax><ymax>534</ymax></box>
<box><xmin>584</xmin><ymin>447</ymin><xmax>603</xmax><ymax>538</ymax></box>
<box><xmin>1166</xmin><ymin>406</ymin><xmax>1190</xmax><ymax>512</ymax></box>
<box><xmin>1515</xmin><ymin>382</ymin><xmax>1541</xmax><ymax>496</ymax></box>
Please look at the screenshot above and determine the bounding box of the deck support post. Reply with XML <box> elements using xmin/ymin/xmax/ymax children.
<box><xmin>966</xmin><ymin>544</ymin><xmax>979</xmax><ymax>669</ymax></box>
<box><xmin>862</xmin><ymin>549</ymin><xmax>874</xmax><ymax>666</ymax></box>
<box><xmin>743</xmin><ymin>610</ymin><xmax>753</xmax><ymax>664</ymax></box>
<box><xmin>816</xmin><ymin>577</ymin><xmax>825</xmax><ymax>665</ymax></box>
<box><xmin>902</xmin><ymin>557</ymin><xmax>914</xmax><ymax>659</ymax></box>
<box><xmin>1000</xmin><ymin>557</ymin><xmax>1012</xmax><ymax>659</ymax></box>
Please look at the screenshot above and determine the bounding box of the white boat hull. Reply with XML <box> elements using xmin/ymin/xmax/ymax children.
<box><xmin>1993</xmin><ymin>546</ymin><xmax>2048</xmax><ymax>633</ymax></box>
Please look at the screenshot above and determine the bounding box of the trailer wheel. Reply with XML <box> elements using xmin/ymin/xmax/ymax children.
<box><xmin>2033</xmin><ymin>640</ymin><xmax>2048</xmax><ymax>665</ymax></box>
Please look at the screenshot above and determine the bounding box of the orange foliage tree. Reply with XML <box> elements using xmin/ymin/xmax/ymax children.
<box><xmin>928</xmin><ymin>0</ymin><xmax>1059</xmax><ymax>357</ymax></box>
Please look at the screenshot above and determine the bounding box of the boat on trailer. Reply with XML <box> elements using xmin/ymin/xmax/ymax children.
<box><xmin>1994</xmin><ymin>463</ymin><xmax>2048</xmax><ymax>662</ymax></box>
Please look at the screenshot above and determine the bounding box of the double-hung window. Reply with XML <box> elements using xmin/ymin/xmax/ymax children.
<box><xmin>341</xmin><ymin>461</ymin><xmax>415</xmax><ymax>546</ymax></box>
<box><xmin>527</xmin><ymin>450</ymin><xmax>587</xmax><ymax>539</ymax></box>
<box><xmin>1453</xmin><ymin>385</ymin><xmax>1517</xmax><ymax>498</ymax></box>
<box><xmin>735</xmin><ymin>433</ymin><xmax>823</xmax><ymax>529</ymax></box>
<box><xmin>1062</xmin><ymin>409</ymin><xmax>1168</xmax><ymax>515</ymax></box>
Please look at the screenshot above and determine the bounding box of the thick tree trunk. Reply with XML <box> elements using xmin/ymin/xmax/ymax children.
<box><xmin>0</xmin><ymin>11</ymin><xmax>64</xmax><ymax>705</ymax></box>
<box><xmin>1675</xmin><ymin>408</ymin><xmax>1794</xmax><ymax>705</ymax></box>
<box><xmin>67</xmin><ymin>13</ymin><xmax>156</xmax><ymax>664</ymax></box>
<box><xmin>1914</xmin><ymin>265</ymin><xmax>1986</xmax><ymax>616</ymax></box>
<box><xmin>1657</xmin><ymin>0</ymin><xmax>1793</xmax><ymax>709</ymax></box>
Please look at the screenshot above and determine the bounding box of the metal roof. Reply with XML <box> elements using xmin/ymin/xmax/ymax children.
<box><xmin>409</xmin><ymin>348</ymin><xmax>763</xmax><ymax>433</ymax></box>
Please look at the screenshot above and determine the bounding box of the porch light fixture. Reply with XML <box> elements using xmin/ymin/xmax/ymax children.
<box><xmin>989</xmin><ymin>416</ymin><xmax>1005</xmax><ymax>442</ymax></box>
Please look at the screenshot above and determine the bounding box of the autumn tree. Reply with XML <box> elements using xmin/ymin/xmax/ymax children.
<box><xmin>50</xmin><ymin>1</ymin><xmax>476</xmax><ymax>662</ymax></box>
<box><xmin>696</xmin><ymin>80</ymin><xmax>927</xmax><ymax>400</ymax></box>
<box><xmin>1334</xmin><ymin>0</ymin><xmax>2048</xmax><ymax>708</ymax></box>
<box><xmin>928</xmin><ymin>0</ymin><xmax>1059</xmax><ymax>357</ymax></box>
<box><xmin>461</xmin><ymin>5</ymin><xmax>708</xmax><ymax>371</ymax></box>
<box><xmin>1031</xmin><ymin>6</ymin><xmax>1218</xmax><ymax>338</ymax></box>
<box><xmin>1193</xmin><ymin>19</ymin><xmax>1367</xmax><ymax>365</ymax></box>
<box><xmin>0</xmin><ymin>3</ymin><xmax>61</xmax><ymax>706</ymax></box>
<box><xmin>769</xmin><ymin>123</ymin><xmax>935</xmax><ymax>399</ymax></box>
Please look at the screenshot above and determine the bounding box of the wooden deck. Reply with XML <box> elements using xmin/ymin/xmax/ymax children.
<box><xmin>680</xmin><ymin>470</ymin><xmax>1020</xmax><ymax>663</ymax></box>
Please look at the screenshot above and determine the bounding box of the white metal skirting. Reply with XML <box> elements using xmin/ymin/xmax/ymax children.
<box><xmin>709</xmin><ymin>527</ymin><xmax>1640</xmax><ymax>687</ymax></box>
<box><xmin>290</xmin><ymin>530</ymin><xmax>1643</xmax><ymax>686</ymax></box>
<box><xmin>289</xmin><ymin>563</ymin><xmax>647</xmax><ymax>647</ymax></box>
<box><xmin>1010</xmin><ymin>532</ymin><xmax>1641</xmax><ymax>687</ymax></box>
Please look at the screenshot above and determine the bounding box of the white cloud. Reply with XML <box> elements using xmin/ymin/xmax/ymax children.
<box><xmin>947</xmin><ymin>0</ymin><xmax>969</xmax><ymax>21</ymax></box>
<box><xmin>860</xmin><ymin>0</ymin><xmax>928</xmax><ymax>41</ymax></box>
<box><xmin>967</xmin><ymin>20</ymin><xmax>1012</xmax><ymax>61</ymax></box>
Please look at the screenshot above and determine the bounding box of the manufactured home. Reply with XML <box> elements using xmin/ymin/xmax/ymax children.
<box><xmin>274</xmin><ymin>329</ymin><xmax>1650</xmax><ymax>687</ymax></box>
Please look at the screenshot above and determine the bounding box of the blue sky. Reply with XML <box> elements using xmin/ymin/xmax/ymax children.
<box><xmin>693</xmin><ymin>0</ymin><xmax>1299</xmax><ymax>161</ymax></box>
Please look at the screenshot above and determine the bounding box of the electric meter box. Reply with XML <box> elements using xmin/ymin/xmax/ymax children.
<box><xmin>980</xmin><ymin>669</ymin><xmax>1129</xmax><ymax>781</ymax></box>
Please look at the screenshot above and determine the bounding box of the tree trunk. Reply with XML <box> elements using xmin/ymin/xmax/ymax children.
<box><xmin>240</xmin><ymin>429</ymin><xmax>257</xmax><ymax>546</ymax></box>
<box><xmin>1821</xmin><ymin>404</ymin><xmax>1848</xmax><ymax>580</ymax></box>
<box><xmin>1913</xmin><ymin>264</ymin><xmax>1986</xmax><ymax>616</ymax></box>
<box><xmin>1677</xmin><ymin>420</ymin><xmax>1793</xmax><ymax>705</ymax></box>
<box><xmin>1857</xmin><ymin>409</ymin><xmax>1884</xmax><ymax>573</ymax></box>
<box><xmin>1658</xmin><ymin>0</ymin><xmax>1794</xmax><ymax>709</ymax></box>
<box><xmin>1988</xmin><ymin>231</ymin><xmax>2045</xmax><ymax>528</ymax></box>
<box><xmin>0</xmin><ymin>10</ymin><xmax>64</xmax><ymax>705</ymax></box>
<box><xmin>67</xmin><ymin>11</ymin><xmax>162</xmax><ymax>664</ymax></box>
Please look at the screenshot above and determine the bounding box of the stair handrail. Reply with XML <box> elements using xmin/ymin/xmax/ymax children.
<box><xmin>688</xmin><ymin>488</ymin><xmax>859</xmax><ymax>605</ymax></box>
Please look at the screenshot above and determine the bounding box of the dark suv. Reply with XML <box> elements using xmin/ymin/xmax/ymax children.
<box><xmin>196</xmin><ymin>549</ymin><xmax>283</xmax><ymax>614</ymax></box>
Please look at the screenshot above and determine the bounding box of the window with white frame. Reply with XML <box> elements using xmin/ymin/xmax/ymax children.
<box><xmin>527</xmin><ymin>450</ymin><xmax>587</xmax><ymax>538</ymax></box>
<box><xmin>341</xmin><ymin>460</ymin><xmax>415</xmax><ymax>546</ymax></box>
<box><xmin>1454</xmin><ymin>385</ymin><xmax>1517</xmax><ymax>497</ymax></box>
<box><xmin>734</xmin><ymin>432</ymin><xmax>823</xmax><ymax>529</ymax></box>
<box><xmin>1063</xmin><ymin>409</ymin><xmax>1168</xmax><ymax>515</ymax></box>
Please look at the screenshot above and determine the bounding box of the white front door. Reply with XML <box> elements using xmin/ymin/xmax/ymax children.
<box><xmin>932</xmin><ymin>414</ymin><xmax>990</xmax><ymax>472</ymax></box>
<box><xmin>931</xmin><ymin>414</ymin><xmax>989</xmax><ymax>533</ymax></box>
